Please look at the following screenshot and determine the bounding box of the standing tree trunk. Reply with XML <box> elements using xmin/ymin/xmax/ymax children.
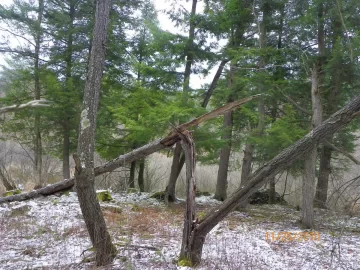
<box><xmin>214</xmin><ymin>111</ymin><xmax>233</xmax><ymax>201</ymax></box>
<box><xmin>63</xmin><ymin>0</ymin><xmax>76</xmax><ymax>179</ymax></box>
<box><xmin>129</xmin><ymin>160</ymin><xmax>136</xmax><ymax>189</ymax></box>
<box><xmin>301</xmin><ymin>64</ymin><xmax>322</xmax><ymax>228</ymax></box>
<box><xmin>314</xmin><ymin>12</ymin><xmax>342</xmax><ymax>208</ymax></box>
<box><xmin>34</xmin><ymin>0</ymin><xmax>44</xmax><ymax>187</ymax></box>
<box><xmin>0</xmin><ymin>165</ymin><xmax>16</xmax><ymax>191</ymax></box>
<box><xmin>268</xmin><ymin>176</ymin><xmax>276</xmax><ymax>204</ymax></box>
<box><xmin>138</xmin><ymin>159</ymin><xmax>145</xmax><ymax>192</ymax></box>
<box><xmin>165</xmin><ymin>0</ymin><xmax>197</xmax><ymax>202</ymax></box>
<box><xmin>301</xmin><ymin>2</ymin><xmax>325</xmax><ymax>228</ymax></box>
<box><xmin>182</xmin><ymin>94</ymin><xmax>360</xmax><ymax>265</ymax></box>
<box><xmin>74</xmin><ymin>0</ymin><xmax>116</xmax><ymax>266</ymax></box>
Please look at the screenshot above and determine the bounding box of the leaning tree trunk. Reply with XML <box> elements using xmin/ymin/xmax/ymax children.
<box><xmin>74</xmin><ymin>0</ymin><xmax>116</xmax><ymax>266</ymax></box>
<box><xmin>214</xmin><ymin>111</ymin><xmax>233</xmax><ymax>201</ymax></box>
<box><xmin>182</xmin><ymin>93</ymin><xmax>360</xmax><ymax>265</ymax></box>
<box><xmin>0</xmin><ymin>95</ymin><xmax>261</xmax><ymax>204</ymax></box>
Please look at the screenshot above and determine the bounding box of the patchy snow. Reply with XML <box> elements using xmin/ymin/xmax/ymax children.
<box><xmin>0</xmin><ymin>191</ymin><xmax>359</xmax><ymax>269</ymax></box>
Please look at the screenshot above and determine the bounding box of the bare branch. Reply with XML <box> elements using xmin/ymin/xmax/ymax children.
<box><xmin>0</xmin><ymin>99</ymin><xmax>52</xmax><ymax>114</ymax></box>
<box><xmin>324</xmin><ymin>140</ymin><xmax>360</xmax><ymax>165</ymax></box>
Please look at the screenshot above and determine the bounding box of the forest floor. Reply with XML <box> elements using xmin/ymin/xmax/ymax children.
<box><xmin>0</xmin><ymin>191</ymin><xmax>359</xmax><ymax>270</ymax></box>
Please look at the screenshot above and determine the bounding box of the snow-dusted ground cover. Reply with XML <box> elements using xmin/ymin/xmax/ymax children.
<box><xmin>0</xmin><ymin>191</ymin><xmax>359</xmax><ymax>269</ymax></box>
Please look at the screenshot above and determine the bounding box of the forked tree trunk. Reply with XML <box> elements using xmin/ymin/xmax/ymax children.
<box><xmin>74</xmin><ymin>0</ymin><xmax>116</xmax><ymax>266</ymax></box>
<box><xmin>182</xmin><ymin>94</ymin><xmax>360</xmax><ymax>265</ymax></box>
<box><xmin>214</xmin><ymin>111</ymin><xmax>233</xmax><ymax>201</ymax></box>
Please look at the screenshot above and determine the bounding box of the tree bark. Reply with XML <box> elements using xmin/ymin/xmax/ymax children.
<box><xmin>301</xmin><ymin>64</ymin><xmax>322</xmax><ymax>229</ymax></box>
<box><xmin>138</xmin><ymin>159</ymin><xmax>145</xmax><ymax>192</ymax></box>
<box><xmin>34</xmin><ymin>0</ymin><xmax>44</xmax><ymax>187</ymax></box>
<box><xmin>314</xmin><ymin>145</ymin><xmax>331</xmax><ymax>208</ymax></box>
<box><xmin>0</xmin><ymin>165</ymin><xmax>16</xmax><ymax>191</ymax></box>
<box><xmin>166</xmin><ymin>142</ymin><xmax>182</xmax><ymax>202</ymax></box>
<box><xmin>268</xmin><ymin>176</ymin><xmax>276</xmax><ymax>204</ymax></box>
<box><xmin>214</xmin><ymin>111</ymin><xmax>232</xmax><ymax>201</ymax></box>
<box><xmin>183</xmin><ymin>93</ymin><xmax>360</xmax><ymax>265</ymax></box>
<box><xmin>63</xmin><ymin>0</ymin><xmax>75</xmax><ymax>180</ymax></box>
<box><xmin>74</xmin><ymin>0</ymin><xmax>116</xmax><ymax>266</ymax></box>
<box><xmin>0</xmin><ymin>96</ymin><xmax>259</xmax><ymax>204</ymax></box>
<box><xmin>129</xmin><ymin>161</ymin><xmax>136</xmax><ymax>189</ymax></box>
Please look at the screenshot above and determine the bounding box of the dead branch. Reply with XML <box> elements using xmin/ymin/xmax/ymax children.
<box><xmin>0</xmin><ymin>100</ymin><xmax>52</xmax><ymax>114</ymax></box>
<box><xmin>324</xmin><ymin>140</ymin><xmax>360</xmax><ymax>165</ymax></box>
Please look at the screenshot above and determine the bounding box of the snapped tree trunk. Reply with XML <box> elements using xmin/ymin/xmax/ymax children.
<box><xmin>0</xmin><ymin>96</ymin><xmax>259</xmax><ymax>204</ymax></box>
<box><xmin>179</xmin><ymin>131</ymin><xmax>196</xmax><ymax>261</ymax></box>
<box><xmin>74</xmin><ymin>0</ymin><xmax>116</xmax><ymax>266</ymax></box>
<box><xmin>214</xmin><ymin>111</ymin><xmax>233</xmax><ymax>201</ymax></box>
<box><xmin>182</xmin><ymin>93</ymin><xmax>360</xmax><ymax>265</ymax></box>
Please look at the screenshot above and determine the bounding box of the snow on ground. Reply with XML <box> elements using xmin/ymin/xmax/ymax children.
<box><xmin>0</xmin><ymin>191</ymin><xmax>359</xmax><ymax>269</ymax></box>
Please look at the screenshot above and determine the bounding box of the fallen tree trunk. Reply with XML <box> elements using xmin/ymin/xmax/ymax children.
<box><xmin>0</xmin><ymin>95</ymin><xmax>258</xmax><ymax>204</ymax></box>
<box><xmin>182</xmin><ymin>94</ymin><xmax>360</xmax><ymax>264</ymax></box>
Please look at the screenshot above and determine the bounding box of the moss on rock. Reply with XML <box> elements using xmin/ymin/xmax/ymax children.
<box><xmin>96</xmin><ymin>190</ymin><xmax>113</xmax><ymax>202</ymax></box>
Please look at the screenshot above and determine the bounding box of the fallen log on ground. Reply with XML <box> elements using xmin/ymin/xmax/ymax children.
<box><xmin>0</xmin><ymin>95</ymin><xmax>259</xmax><ymax>204</ymax></box>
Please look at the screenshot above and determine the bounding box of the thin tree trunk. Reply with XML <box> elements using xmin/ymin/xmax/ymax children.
<box><xmin>214</xmin><ymin>111</ymin><xmax>232</xmax><ymax>201</ymax></box>
<box><xmin>138</xmin><ymin>159</ymin><xmax>145</xmax><ymax>192</ymax></box>
<box><xmin>166</xmin><ymin>0</ymin><xmax>197</xmax><ymax>201</ymax></box>
<box><xmin>314</xmin><ymin>13</ymin><xmax>342</xmax><ymax>209</ymax></box>
<box><xmin>63</xmin><ymin>0</ymin><xmax>75</xmax><ymax>179</ymax></box>
<box><xmin>268</xmin><ymin>176</ymin><xmax>276</xmax><ymax>204</ymax></box>
<box><xmin>63</xmin><ymin>123</ymin><xmax>71</xmax><ymax>179</ymax></box>
<box><xmin>314</xmin><ymin>145</ymin><xmax>331</xmax><ymax>208</ymax></box>
<box><xmin>182</xmin><ymin>94</ymin><xmax>360</xmax><ymax>265</ymax></box>
<box><xmin>166</xmin><ymin>142</ymin><xmax>182</xmax><ymax>202</ymax></box>
<box><xmin>0</xmin><ymin>165</ymin><xmax>16</xmax><ymax>191</ymax></box>
<box><xmin>129</xmin><ymin>160</ymin><xmax>136</xmax><ymax>189</ymax></box>
<box><xmin>301</xmin><ymin>1</ymin><xmax>325</xmax><ymax>228</ymax></box>
<box><xmin>34</xmin><ymin>0</ymin><xmax>44</xmax><ymax>187</ymax></box>
<box><xmin>74</xmin><ymin>0</ymin><xmax>116</xmax><ymax>266</ymax></box>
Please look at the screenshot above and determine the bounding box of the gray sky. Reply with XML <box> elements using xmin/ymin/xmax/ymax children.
<box><xmin>0</xmin><ymin>0</ymin><xmax>219</xmax><ymax>88</ymax></box>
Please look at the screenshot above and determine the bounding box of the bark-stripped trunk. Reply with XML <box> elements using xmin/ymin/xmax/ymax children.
<box><xmin>74</xmin><ymin>0</ymin><xmax>116</xmax><ymax>266</ymax></box>
<box><xmin>179</xmin><ymin>131</ymin><xmax>196</xmax><ymax>260</ymax></box>
<box><xmin>138</xmin><ymin>159</ymin><xmax>145</xmax><ymax>192</ymax></box>
<box><xmin>63</xmin><ymin>0</ymin><xmax>75</xmax><ymax>179</ymax></box>
<box><xmin>214</xmin><ymin>111</ymin><xmax>232</xmax><ymax>201</ymax></box>
<box><xmin>301</xmin><ymin>64</ymin><xmax>322</xmax><ymax>228</ymax></box>
<box><xmin>34</xmin><ymin>0</ymin><xmax>44</xmax><ymax>187</ymax></box>
<box><xmin>182</xmin><ymin>94</ymin><xmax>360</xmax><ymax>265</ymax></box>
